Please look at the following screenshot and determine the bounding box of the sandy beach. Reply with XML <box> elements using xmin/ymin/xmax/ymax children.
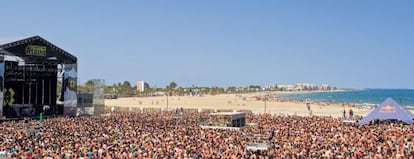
<box><xmin>104</xmin><ymin>93</ymin><xmax>375</xmax><ymax>117</ymax></box>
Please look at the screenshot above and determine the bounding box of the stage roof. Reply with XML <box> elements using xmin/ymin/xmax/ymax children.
<box><xmin>0</xmin><ymin>35</ymin><xmax>77</xmax><ymax>64</ymax></box>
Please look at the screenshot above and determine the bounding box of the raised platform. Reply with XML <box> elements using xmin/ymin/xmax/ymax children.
<box><xmin>342</xmin><ymin>120</ymin><xmax>357</xmax><ymax>123</ymax></box>
<box><xmin>204</xmin><ymin>111</ymin><xmax>246</xmax><ymax>127</ymax></box>
<box><xmin>246</xmin><ymin>143</ymin><xmax>274</xmax><ymax>151</ymax></box>
<box><xmin>199</xmin><ymin>125</ymin><xmax>249</xmax><ymax>131</ymax></box>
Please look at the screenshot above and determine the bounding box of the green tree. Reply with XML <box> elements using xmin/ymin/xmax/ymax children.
<box><xmin>85</xmin><ymin>80</ymin><xmax>95</xmax><ymax>93</ymax></box>
<box><xmin>122</xmin><ymin>81</ymin><xmax>132</xmax><ymax>88</ymax></box>
<box><xmin>144</xmin><ymin>83</ymin><xmax>150</xmax><ymax>90</ymax></box>
<box><xmin>118</xmin><ymin>81</ymin><xmax>134</xmax><ymax>96</ymax></box>
<box><xmin>167</xmin><ymin>81</ymin><xmax>177</xmax><ymax>90</ymax></box>
<box><xmin>226</xmin><ymin>87</ymin><xmax>236</xmax><ymax>93</ymax></box>
<box><xmin>77</xmin><ymin>80</ymin><xmax>94</xmax><ymax>93</ymax></box>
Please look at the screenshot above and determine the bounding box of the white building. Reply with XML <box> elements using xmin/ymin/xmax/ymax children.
<box><xmin>137</xmin><ymin>81</ymin><xmax>146</xmax><ymax>92</ymax></box>
<box><xmin>277</xmin><ymin>85</ymin><xmax>296</xmax><ymax>91</ymax></box>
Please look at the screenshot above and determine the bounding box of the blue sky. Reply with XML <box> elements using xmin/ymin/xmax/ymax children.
<box><xmin>0</xmin><ymin>1</ymin><xmax>413</xmax><ymax>89</ymax></box>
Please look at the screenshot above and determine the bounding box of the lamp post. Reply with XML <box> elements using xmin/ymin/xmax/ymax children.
<box><xmin>166</xmin><ymin>92</ymin><xmax>169</xmax><ymax>109</ymax></box>
<box><xmin>264</xmin><ymin>92</ymin><xmax>267</xmax><ymax>113</ymax></box>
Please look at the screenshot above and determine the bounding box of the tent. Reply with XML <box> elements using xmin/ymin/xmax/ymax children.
<box><xmin>360</xmin><ymin>97</ymin><xmax>414</xmax><ymax>125</ymax></box>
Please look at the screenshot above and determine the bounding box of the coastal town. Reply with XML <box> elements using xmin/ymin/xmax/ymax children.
<box><xmin>81</xmin><ymin>80</ymin><xmax>339</xmax><ymax>98</ymax></box>
<box><xmin>1</xmin><ymin>1</ymin><xmax>414</xmax><ymax>158</ymax></box>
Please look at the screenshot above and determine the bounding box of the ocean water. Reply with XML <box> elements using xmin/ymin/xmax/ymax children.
<box><xmin>278</xmin><ymin>89</ymin><xmax>414</xmax><ymax>107</ymax></box>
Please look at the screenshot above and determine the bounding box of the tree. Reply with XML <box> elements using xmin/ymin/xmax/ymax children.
<box><xmin>167</xmin><ymin>81</ymin><xmax>177</xmax><ymax>90</ymax></box>
<box><xmin>208</xmin><ymin>86</ymin><xmax>225</xmax><ymax>95</ymax></box>
<box><xmin>104</xmin><ymin>85</ymin><xmax>114</xmax><ymax>94</ymax></box>
<box><xmin>249</xmin><ymin>85</ymin><xmax>262</xmax><ymax>92</ymax></box>
<box><xmin>77</xmin><ymin>80</ymin><xmax>94</xmax><ymax>94</ymax></box>
<box><xmin>143</xmin><ymin>86</ymin><xmax>154</xmax><ymax>96</ymax></box>
<box><xmin>122</xmin><ymin>81</ymin><xmax>132</xmax><ymax>88</ymax></box>
<box><xmin>84</xmin><ymin>80</ymin><xmax>95</xmax><ymax>93</ymax></box>
<box><xmin>144</xmin><ymin>82</ymin><xmax>150</xmax><ymax>90</ymax></box>
<box><xmin>227</xmin><ymin>87</ymin><xmax>237</xmax><ymax>93</ymax></box>
<box><xmin>119</xmin><ymin>81</ymin><xmax>134</xmax><ymax>96</ymax></box>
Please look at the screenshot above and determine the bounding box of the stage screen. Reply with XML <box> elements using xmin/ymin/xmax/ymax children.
<box><xmin>63</xmin><ymin>64</ymin><xmax>77</xmax><ymax>116</ymax></box>
<box><xmin>0</xmin><ymin>61</ymin><xmax>3</xmax><ymax>119</ymax></box>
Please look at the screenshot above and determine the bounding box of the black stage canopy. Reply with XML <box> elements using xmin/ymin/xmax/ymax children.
<box><xmin>0</xmin><ymin>35</ymin><xmax>77</xmax><ymax>64</ymax></box>
<box><xmin>0</xmin><ymin>36</ymin><xmax>78</xmax><ymax>119</ymax></box>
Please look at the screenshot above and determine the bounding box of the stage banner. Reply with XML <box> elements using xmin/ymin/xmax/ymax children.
<box><xmin>0</xmin><ymin>61</ymin><xmax>3</xmax><ymax>119</ymax></box>
<box><xmin>63</xmin><ymin>64</ymin><xmax>77</xmax><ymax>116</ymax></box>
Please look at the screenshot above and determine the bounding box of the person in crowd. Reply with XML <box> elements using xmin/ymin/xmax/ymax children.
<box><xmin>343</xmin><ymin>108</ymin><xmax>346</xmax><ymax>119</ymax></box>
<box><xmin>349</xmin><ymin>109</ymin><xmax>354</xmax><ymax>119</ymax></box>
<box><xmin>1</xmin><ymin>111</ymin><xmax>413</xmax><ymax>158</ymax></box>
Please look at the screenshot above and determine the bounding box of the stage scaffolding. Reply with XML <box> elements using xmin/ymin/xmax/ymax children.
<box><xmin>0</xmin><ymin>36</ymin><xmax>77</xmax><ymax>119</ymax></box>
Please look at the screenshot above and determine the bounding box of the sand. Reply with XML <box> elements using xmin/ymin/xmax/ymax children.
<box><xmin>104</xmin><ymin>93</ymin><xmax>374</xmax><ymax>117</ymax></box>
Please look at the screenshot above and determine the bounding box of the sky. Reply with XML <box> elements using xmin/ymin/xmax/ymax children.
<box><xmin>0</xmin><ymin>1</ymin><xmax>413</xmax><ymax>89</ymax></box>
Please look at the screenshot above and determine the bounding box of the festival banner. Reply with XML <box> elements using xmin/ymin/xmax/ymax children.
<box><xmin>0</xmin><ymin>61</ymin><xmax>3</xmax><ymax>119</ymax></box>
<box><xmin>63</xmin><ymin>64</ymin><xmax>77</xmax><ymax>116</ymax></box>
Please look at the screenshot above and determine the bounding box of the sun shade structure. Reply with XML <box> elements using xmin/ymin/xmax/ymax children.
<box><xmin>359</xmin><ymin>97</ymin><xmax>414</xmax><ymax>125</ymax></box>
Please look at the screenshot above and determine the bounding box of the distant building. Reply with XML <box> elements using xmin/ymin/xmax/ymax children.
<box><xmin>319</xmin><ymin>84</ymin><xmax>332</xmax><ymax>91</ymax></box>
<box><xmin>266</xmin><ymin>83</ymin><xmax>335</xmax><ymax>91</ymax></box>
<box><xmin>277</xmin><ymin>85</ymin><xmax>296</xmax><ymax>91</ymax></box>
<box><xmin>295</xmin><ymin>83</ymin><xmax>314</xmax><ymax>91</ymax></box>
<box><xmin>137</xmin><ymin>81</ymin><xmax>146</xmax><ymax>92</ymax></box>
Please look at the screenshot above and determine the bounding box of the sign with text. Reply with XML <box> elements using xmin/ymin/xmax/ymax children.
<box><xmin>25</xmin><ymin>45</ymin><xmax>47</xmax><ymax>57</ymax></box>
<box><xmin>379</xmin><ymin>105</ymin><xmax>396</xmax><ymax>113</ymax></box>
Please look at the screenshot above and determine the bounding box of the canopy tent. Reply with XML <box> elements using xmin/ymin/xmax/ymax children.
<box><xmin>360</xmin><ymin>97</ymin><xmax>414</xmax><ymax>125</ymax></box>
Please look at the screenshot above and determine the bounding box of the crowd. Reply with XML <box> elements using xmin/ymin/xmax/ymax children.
<box><xmin>1</xmin><ymin>111</ymin><xmax>414</xmax><ymax>158</ymax></box>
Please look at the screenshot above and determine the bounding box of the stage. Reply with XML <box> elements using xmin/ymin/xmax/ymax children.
<box><xmin>0</xmin><ymin>36</ymin><xmax>77</xmax><ymax>119</ymax></box>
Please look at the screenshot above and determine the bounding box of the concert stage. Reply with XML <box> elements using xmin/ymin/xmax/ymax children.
<box><xmin>0</xmin><ymin>36</ymin><xmax>77</xmax><ymax>119</ymax></box>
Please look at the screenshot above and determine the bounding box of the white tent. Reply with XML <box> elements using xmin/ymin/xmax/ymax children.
<box><xmin>360</xmin><ymin>97</ymin><xmax>414</xmax><ymax>125</ymax></box>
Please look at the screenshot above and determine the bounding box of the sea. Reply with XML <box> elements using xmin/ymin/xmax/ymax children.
<box><xmin>277</xmin><ymin>89</ymin><xmax>414</xmax><ymax>108</ymax></box>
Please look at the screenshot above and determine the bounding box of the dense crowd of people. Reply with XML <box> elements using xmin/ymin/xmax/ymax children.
<box><xmin>1</xmin><ymin>111</ymin><xmax>414</xmax><ymax>158</ymax></box>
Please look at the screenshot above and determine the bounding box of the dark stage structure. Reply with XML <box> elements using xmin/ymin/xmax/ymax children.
<box><xmin>0</xmin><ymin>36</ymin><xmax>78</xmax><ymax>119</ymax></box>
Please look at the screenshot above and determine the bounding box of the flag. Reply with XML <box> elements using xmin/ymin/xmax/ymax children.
<box><xmin>39</xmin><ymin>113</ymin><xmax>44</xmax><ymax>122</ymax></box>
<box><xmin>197</xmin><ymin>117</ymin><xmax>201</xmax><ymax>125</ymax></box>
